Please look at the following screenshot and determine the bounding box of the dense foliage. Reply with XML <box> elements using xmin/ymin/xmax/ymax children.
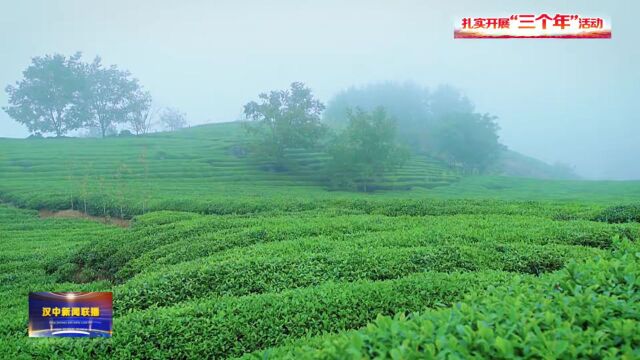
<box><xmin>326</xmin><ymin>108</ymin><xmax>408</xmax><ymax>191</ymax></box>
<box><xmin>3</xmin><ymin>53</ymin><xmax>86</xmax><ymax>137</ymax></box>
<box><xmin>323</xmin><ymin>82</ymin><xmax>431</xmax><ymax>149</ymax></box>
<box><xmin>241</xmin><ymin>82</ymin><xmax>506</xmax><ymax>188</ymax></box>
<box><xmin>1</xmin><ymin>203</ymin><xmax>638</xmax><ymax>359</ymax></box>
<box><xmin>82</xmin><ymin>56</ymin><xmax>152</xmax><ymax>138</ymax></box>
<box><xmin>4</xmin><ymin>53</ymin><xmax>152</xmax><ymax>138</ymax></box>
<box><xmin>323</xmin><ymin>82</ymin><xmax>502</xmax><ymax>173</ymax></box>
<box><xmin>253</xmin><ymin>241</ymin><xmax>640</xmax><ymax>359</ymax></box>
<box><xmin>242</xmin><ymin>82</ymin><xmax>327</xmax><ymax>170</ymax></box>
<box><xmin>595</xmin><ymin>204</ymin><xmax>640</xmax><ymax>224</ymax></box>
<box><xmin>430</xmin><ymin>112</ymin><xmax>503</xmax><ymax>173</ymax></box>
<box><xmin>324</xmin><ymin>83</ymin><xmax>474</xmax><ymax>150</ymax></box>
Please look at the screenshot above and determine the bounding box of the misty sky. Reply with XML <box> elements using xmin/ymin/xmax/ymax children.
<box><xmin>1</xmin><ymin>0</ymin><xmax>638</xmax><ymax>179</ymax></box>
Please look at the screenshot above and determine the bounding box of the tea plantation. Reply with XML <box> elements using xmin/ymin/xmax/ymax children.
<box><xmin>1</xmin><ymin>123</ymin><xmax>639</xmax><ymax>358</ymax></box>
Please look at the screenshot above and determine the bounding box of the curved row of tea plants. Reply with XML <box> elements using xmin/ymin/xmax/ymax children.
<box><xmin>18</xmin><ymin>270</ymin><xmax>515</xmax><ymax>359</ymax></box>
<box><xmin>51</xmin><ymin>210</ymin><xmax>638</xmax><ymax>284</ymax></box>
<box><xmin>1</xmin><ymin>200</ymin><xmax>639</xmax><ymax>359</ymax></box>
<box><xmin>249</xmin><ymin>241</ymin><xmax>640</xmax><ymax>359</ymax></box>
<box><xmin>0</xmin><ymin>206</ymin><xmax>119</xmax><ymax>344</ymax></box>
<box><xmin>113</xmin><ymin>237</ymin><xmax>601</xmax><ymax>312</ymax></box>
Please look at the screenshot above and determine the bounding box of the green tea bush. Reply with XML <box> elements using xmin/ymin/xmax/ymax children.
<box><xmin>90</xmin><ymin>271</ymin><xmax>511</xmax><ymax>359</ymax></box>
<box><xmin>51</xmin><ymin>211</ymin><xmax>631</xmax><ymax>283</ymax></box>
<box><xmin>253</xmin><ymin>242</ymin><xmax>640</xmax><ymax>359</ymax></box>
<box><xmin>52</xmin><ymin>213</ymin><xmax>409</xmax><ymax>282</ymax></box>
<box><xmin>594</xmin><ymin>204</ymin><xmax>640</xmax><ymax>224</ymax></box>
<box><xmin>114</xmin><ymin>240</ymin><xmax>594</xmax><ymax>312</ymax></box>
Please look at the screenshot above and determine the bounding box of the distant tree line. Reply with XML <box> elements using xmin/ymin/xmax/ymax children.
<box><xmin>242</xmin><ymin>82</ymin><xmax>503</xmax><ymax>191</ymax></box>
<box><xmin>4</xmin><ymin>53</ymin><xmax>502</xmax><ymax>191</ymax></box>
<box><xmin>3</xmin><ymin>53</ymin><xmax>187</xmax><ymax>137</ymax></box>
<box><xmin>324</xmin><ymin>82</ymin><xmax>504</xmax><ymax>173</ymax></box>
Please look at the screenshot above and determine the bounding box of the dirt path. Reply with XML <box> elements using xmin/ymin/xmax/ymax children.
<box><xmin>38</xmin><ymin>209</ymin><xmax>130</xmax><ymax>228</ymax></box>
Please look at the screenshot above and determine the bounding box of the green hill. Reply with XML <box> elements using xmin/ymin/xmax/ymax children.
<box><xmin>1</xmin><ymin>122</ymin><xmax>640</xmax><ymax>358</ymax></box>
<box><xmin>0</xmin><ymin>121</ymin><xmax>462</xmax><ymax>217</ymax></box>
<box><xmin>1</xmin><ymin>122</ymin><xmax>639</xmax><ymax>219</ymax></box>
<box><xmin>498</xmin><ymin>149</ymin><xmax>580</xmax><ymax>180</ymax></box>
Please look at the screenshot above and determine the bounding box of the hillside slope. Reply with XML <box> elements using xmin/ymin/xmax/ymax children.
<box><xmin>499</xmin><ymin>149</ymin><xmax>580</xmax><ymax>180</ymax></box>
<box><xmin>1</xmin><ymin>124</ymin><xmax>640</xmax><ymax>358</ymax></box>
<box><xmin>2</xmin><ymin>122</ymin><xmax>640</xmax><ymax>219</ymax></box>
<box><xmin>0</xmin><ymin>122</ymin><xmax>461</xmax><ymax>217</ymax></box>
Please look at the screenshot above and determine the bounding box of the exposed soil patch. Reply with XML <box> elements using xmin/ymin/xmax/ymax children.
<box><xmin>39</xmin><ymin>209</ymin><xmax>130</xmax><ymax>228</ymax></box>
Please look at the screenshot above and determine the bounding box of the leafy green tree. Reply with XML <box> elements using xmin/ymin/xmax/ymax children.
<box><xmin>324</xmin><ymin>83</ymin><xmax>476</xmax><ymax>154</ymax></box>
<box><xmin>430</xmin><ymin>112</ymin><xmax>503</xmax><ymax>173</ymax></box>
<box><xmin>243</xmin><ymin>82</ymin><xmax>326</xmax><ymax>170</ymax></box>
<box><xmin>327</xmin><ymin>107</ymin><xmax>408</xmax><ymax>191</ymax></box>
<box><xmin>325</xmin><ymin>82</ymin><xmax>502</xmax><ymax>173</ymax></box>
<box><xmin>82</xmin><ymin>56</ymin><xmax>151</xmax><ymax>138</ymax></box>
<box><xmin>324</xmin><ymin>82</ymin><xmax>429</xmax><ymax>150</ymax></box>
<box><xmin>3</xmin><ymin>53</ymin><xmax>85</xmax><ymax>137</ymax></box>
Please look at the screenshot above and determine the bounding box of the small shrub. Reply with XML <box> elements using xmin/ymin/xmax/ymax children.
<box><xmin>594</xmin><ymin>204</ymin><xmax>640</xmax><ymax>223</ymax></box>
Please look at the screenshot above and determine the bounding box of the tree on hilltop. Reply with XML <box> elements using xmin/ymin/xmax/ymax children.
<box><xmin>242</xmin><ymin>82</ymin><xmax>327</xmax><ymax>170</ymax></box>
<box><xmin>327</xmin><ymin>107</ymin><xmax>408</xmax><ymax>191</ymax></box>
<box><xmin>159</xmin><ymin>107</ymin><xmax>187</xmax><ymax>131</ymax></box>
<box><xmin>82</xmin><ymin>57</ymin><xmax>151</xmax><ymax>138</ymax></box>
<box><xmin>429</xmin><ymin>112</ymin><xmax>503</xmax><ymax>173</ymax></box>
<box><xmin>4</xmin><ymin>53</ymin><xmax>153</xmax><ymax>138</ymax></box>
<box><xmin>3</xmin><ymin>53</ymin><xmax>85</xmax><ymax>137</ymax></box>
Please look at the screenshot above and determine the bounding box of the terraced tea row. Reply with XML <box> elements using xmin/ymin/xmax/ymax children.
<box><xmin>2</xmin><ymin>196</ymin><xmax>639</xmax><ymax>359</ymax></box>
<box><xmin>0</xmin><ymin>122</ymin><xmax>462</xmax><ymax>218</ymax></box>
<box><xmin>248</xmin><ymin>242</ymin><xmax>640</xmax><ymax>359</ymax></box>
<box><xmin>0</xmin><ymin>206</ymin><xmax>120</xmax><ymax>343</ymax></box>
<box><xmin>4</xmin><ymin>122</ymin><xmax>640</xmax><ymax>222</ymax></box>
<box><xmin>51</xmin><ymin>210</ymin><xmax>637</xmax><ymax>284</ymax></box>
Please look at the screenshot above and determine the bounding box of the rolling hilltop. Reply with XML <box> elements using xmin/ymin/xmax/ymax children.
<box><xmin>0</xmin><ymin>121</ymin><xmax>462</xmax><ymax>216</ymax></box>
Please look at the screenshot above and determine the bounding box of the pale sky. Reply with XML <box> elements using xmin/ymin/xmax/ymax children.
<box><xmin>1</xmin><ymin>0</ymin><xmax>638</xmax><ymax>179</ymax></box>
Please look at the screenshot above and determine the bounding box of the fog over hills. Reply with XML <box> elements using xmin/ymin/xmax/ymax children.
<box><xmin>0</xmin><ymin>0</ymin><xmax>638</xmax><ymax>179</ymax></box>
